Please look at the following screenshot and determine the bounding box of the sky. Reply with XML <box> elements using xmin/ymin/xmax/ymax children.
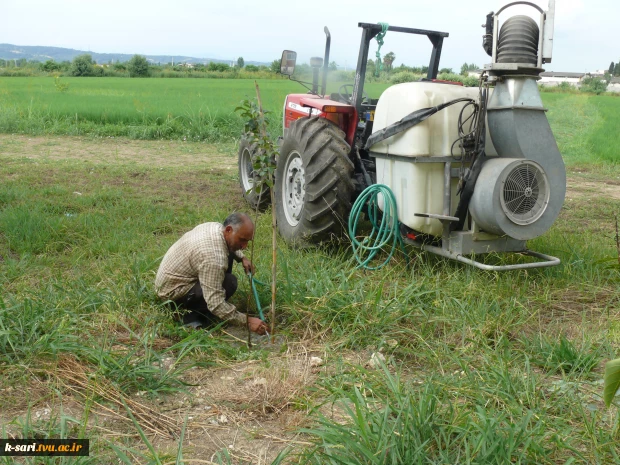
<box><xmin>0</xmin><ymin>0</ymin><xmax>616</xmax><ymax>73</ymax></box>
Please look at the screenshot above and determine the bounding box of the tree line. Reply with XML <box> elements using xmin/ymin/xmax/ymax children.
<box><xmin>0</xmin><ymin>51</ymin><xmax>483</xmax><ymax>88</ymax></box>
<box><xmin>0</xmin><ymin>54</ymin><xmax>282</xmax><ymax>78</ymax></box>
<box><xmin>0</xmin><ymin>51</ymin><xmax>474</xmax><ymax>79</ymax></box>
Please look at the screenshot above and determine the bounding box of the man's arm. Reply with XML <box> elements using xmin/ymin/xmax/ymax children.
<box><xmin>198</xmin><ymin>262</ymin><xmax>247</xmax><ymax>325</ymax></box>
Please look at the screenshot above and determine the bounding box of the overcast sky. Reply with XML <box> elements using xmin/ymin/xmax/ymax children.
<box><xmin>0</xmin><ymin>0</ymin><xmax>615</xmax><ymax>72</ymax></box>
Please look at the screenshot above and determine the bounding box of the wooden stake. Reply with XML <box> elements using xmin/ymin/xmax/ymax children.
<box><xmin>254</xmin><ymin>81</ymin><xmax>277</xmax><ymax>338</ymax></box>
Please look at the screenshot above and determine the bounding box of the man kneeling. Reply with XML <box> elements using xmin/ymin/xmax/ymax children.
<box><xmin>155</xmin><ymin>212</ymin><xmax>268</xmax><ymax>335</ymax></box>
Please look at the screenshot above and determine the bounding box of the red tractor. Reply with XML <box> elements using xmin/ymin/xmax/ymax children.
<box><xmin>238</xmin><ymin>2</ymin><xmax>565</xmax><ymax>271</ymax></box>
<box><xmin>239</xmin><ymin>23</ymin><xmax>449</xmax><ymax>244</ymax></box>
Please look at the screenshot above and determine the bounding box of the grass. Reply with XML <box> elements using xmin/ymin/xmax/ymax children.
<box><xmin>0</xmin><ymin>77</ymin><xmax>392</xmax><ymax>142</ymax></box>
<box><xmin>0</xmin><ymin>76</ymin><xmax>618</xmax><ymax>168</ymax></box>
<box><xmin>0</xmin><ymin>82</ymin><xmax>619</xmax><ymax>462</ymax></box>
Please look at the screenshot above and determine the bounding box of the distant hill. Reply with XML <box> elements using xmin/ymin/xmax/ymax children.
<box><xmin>0</xmin><ymin>43</ymin><xmax>269</xmax><ymax>66</ymax></box>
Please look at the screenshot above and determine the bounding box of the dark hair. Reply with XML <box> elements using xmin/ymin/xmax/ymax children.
<box><xmin>223</xmin><ymin>212</ymin><xmax>252</xmax><ymax>232</ymax></box>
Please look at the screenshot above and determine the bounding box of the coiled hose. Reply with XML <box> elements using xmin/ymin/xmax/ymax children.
<box><xmin>348</xmin><ymin>184</ymin><xmax>407</xmax><ymax>269</ymax></box>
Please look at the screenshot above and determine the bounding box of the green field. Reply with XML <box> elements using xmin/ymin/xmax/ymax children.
<box><xmin>0</xmin><ymin>77</ymin><xmax>618</xmax><ymax>164</ymax></box>
<box><xmin>1</xmin><ymin>77</ymin><xmax>620</xmax><ymax>463</ymax></box>
<box><xmin>0</xmin><ymin>77</ymin><xmax>392</xmax><ymax>143</ymax></box>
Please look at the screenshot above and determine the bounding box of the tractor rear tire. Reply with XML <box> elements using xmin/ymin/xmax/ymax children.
<box><xmin>238</xmin><ymin>137</ymin><xmax>270</xmax><ymax>210</ymax></box>
<box><xmin>275</xmin><ymin>117</ymin><xmax>354</xmax><ymax>245</ymax></box>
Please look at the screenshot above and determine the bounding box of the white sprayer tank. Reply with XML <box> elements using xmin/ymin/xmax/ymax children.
<box><xmin>371</xmin><ymin>82</ymin><xmax>495</xmax><ymax>236</ymax></box>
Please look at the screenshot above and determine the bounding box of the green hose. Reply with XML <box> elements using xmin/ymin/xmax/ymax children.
<box><xmin>248</xmin><ymin>273</ymin><xmax>267</xmax><ymax>321</ymax></box>
<box><xmin>348</xmin><ymin>183</ymin><xmax>407</xmax><ymax>269</ymax></box>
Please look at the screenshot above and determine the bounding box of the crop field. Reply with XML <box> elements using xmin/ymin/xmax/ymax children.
<box><xmin>0</xmin><ymin>77</ymin><xmax>619</xmax><ymax>464</ymax></box>
<box><xmin>0</xmin><ymin>77</ymin><xmax>391</xmax><ymax>143</ymax></box>
<box><xmin>1</xmin><ymin>76</ymin><xmax>619</xmax><ymax>166</ymax></box>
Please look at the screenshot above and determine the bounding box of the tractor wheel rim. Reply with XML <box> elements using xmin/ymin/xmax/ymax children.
<box><xmin>240</xmin><ymin>147</ymin><xmax>254</xmax><ymax>191</ymax></box>
<box><xmin>282</xmin><ymin>150</ymin><xmax>305</xmax><ymax>226</ymax></box>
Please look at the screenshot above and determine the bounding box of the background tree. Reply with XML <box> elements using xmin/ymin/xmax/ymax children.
<box><xmin>609</xmin><ymin>61</ymin><xmax>615</xmax><ymax>75</ymax></box>
<box><xmin>329</xmin><ymin>61</ymin><xmax>338</xmax><ymax>71</ymax></box>
<box><xmin>70</xmin><ymin>54</ymin><xmax>95</xmax><ymax>76</ymax></box>
<box><xmin>614</xmin><ymin>62</ymin><xmax>620</xmax><ymax>77</ymax></box>
<box><xmin>383</xmin><ymin>52</ymin><xmax>396</xmax><ymax>72</ymax></box>
<box><xmin>128</xmin><ymin>54</ymin><xmax>150</xmax><ymax>77</ymax></box>
<box><xmin>207</xmin><ymin>62</ymin><xmax>230</xmax><ymax>72</ymax></box>
<box><xmin>460</xmin><ymin>63</ymin><xmax>479</xmax><ymax>75</ymax></box>
<box><xmin>439</xmin><ymin>67</ymin><xmax>453</xmax><ymax>74</ymax></box>
<box><xmin>237</xmin><ymin>57</ymin><xmax>245</xmax><ymax>68</ymax></box>
<box><xmin>581</xmin><ymin>76</ymin><xmax>608</xmax><ymax>95</ymax></box>
<box><xmin>270</xmin><ymin>59</ymin><xmax>280</xmax><ymax>73</ymax></box>
<box><xmin>41</xmin><ymin>60</ymin><xmax>61</xmax><ymax>72</ymax></box>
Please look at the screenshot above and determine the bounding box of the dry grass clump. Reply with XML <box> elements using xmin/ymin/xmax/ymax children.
<box><xmin>200</xmin><ymin>353</ymin><xmax>319</xmax><ymax>415</ymax></box>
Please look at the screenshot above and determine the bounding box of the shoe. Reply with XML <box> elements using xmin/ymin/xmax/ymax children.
<box><xmin>183</xmin><ymin>320</ymin><xmax>203</xmax><ymax>330</ymax></box>
<box><xmin>182</xmin><ymin>312</ymin><xmax>204</xmax><ymax>330</ymax></box>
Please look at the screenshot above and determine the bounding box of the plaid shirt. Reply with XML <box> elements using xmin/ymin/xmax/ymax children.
<box><xmin>155</xmin><ymin>222</ymin><xmax>246</xmax><ymax>325</ymax></box>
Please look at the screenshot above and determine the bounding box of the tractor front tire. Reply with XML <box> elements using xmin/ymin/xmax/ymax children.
<box><xmin>275</xmin><ymin>117</ymin><xmax>354</xmax><ymax>245</ymax></box>
<box><xmin>238</xmin><ymin>137</ymin><xmax>270</xmax><ymax>210</ymax></box>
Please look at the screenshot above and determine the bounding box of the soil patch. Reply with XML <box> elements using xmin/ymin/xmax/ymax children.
<box><xmin>0</xmin><ymin>134</ymin><xmax>237</xmax><ymax>169</ymax></box>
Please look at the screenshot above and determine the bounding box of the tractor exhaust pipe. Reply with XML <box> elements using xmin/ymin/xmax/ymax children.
<box><xmin>322</xmin><ymin>27</ymin><xmax>331</xmax><ymax>97</ymax></box>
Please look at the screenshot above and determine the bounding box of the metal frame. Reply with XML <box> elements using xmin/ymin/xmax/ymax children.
<box><xmin>403</xmin><ymin>238</ymin><xmax>561</xmax><ymax>271</ymax></box>
<box><xmin>351</xmin><ymin>24</ymin><xmax>449</xmax><ymax>114</ymax></box>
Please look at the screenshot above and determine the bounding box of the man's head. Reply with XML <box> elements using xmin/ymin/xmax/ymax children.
<box><xmin>222</xmin><ymin>212</ymin><xmax>254</xmax><ymax>252</ymax></box>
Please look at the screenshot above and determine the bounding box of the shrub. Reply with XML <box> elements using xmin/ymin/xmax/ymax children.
<box><xmin>207</xmin><ymin>62</ymin><xmax>230</xmax><ymax>72</ymax></box>
<box><xmin>580</xmin><ymin>76</ymin><xmax>608</xmax><ymax>95</ymax></box>
<box><xmin>558</xmin><ymin>81</ymin><xmax>573</xmax><ymax>91</ymax></box>
<box><xmin>70</xmin><ymin>54</ymin><xmax>95</xmax><ymax>76</ymax></box>
<box><xmin>389</xmin><ymin>71</ymin><xmax>423</xmax><ymax>84</ymax></box>
<box><xmin>54</xmin><ymin>76</ymin><xmax>69</xmax><ymax>92</ymax></box>
<box><xmin>437</xmin><ymin>72</ymin><xmax>465</xmax><ymax>84</ymax></box>
<box><xmin>128</xmin><ymin>54</ymin><xmax>150</xmax><ymax>77</ymax></box>
<box><xmin>462</xmin><ymin>75</ymin><xmax>480</xmax><ymax>87</ymax></box>
<box><xmin>41</xmin><ymin>60</ymin><xmax>61</xmax><ymax>72</ymax></box>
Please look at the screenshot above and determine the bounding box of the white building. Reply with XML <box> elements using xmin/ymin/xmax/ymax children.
<box><xmin>539</xmin><ymin>72</ymin><xmax>584</xmax><ymax>86</ymax></box>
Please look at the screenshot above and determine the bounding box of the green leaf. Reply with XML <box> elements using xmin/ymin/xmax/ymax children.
<box><xmin>176</xmin><ymin>415</ymin><xmax>188</xmax><ymax>464</ymax></box>
<box><xmin>603</xmin><ymin>358</ymin><xmax>620</xmax><ymax>407</ymax></box>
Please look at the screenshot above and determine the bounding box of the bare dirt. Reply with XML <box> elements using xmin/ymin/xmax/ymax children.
<box><xmin>0</xmin><ymin>134</ymin><xmax>237</xmax><ymax>169</ymax></box>
<box><xmin>566</xmin><ymin>178</ymin><xmax>620</xmax><ymax>201</ymax></box>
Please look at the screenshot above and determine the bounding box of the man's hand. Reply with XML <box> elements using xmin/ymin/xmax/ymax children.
<box><xmin>248</xmin><ymin>316</ymin><xmax>269</xmax><ymax>335</ymax></box>
<box><xmin>241</xmin><ymin>257</ymin><xmax>256</xmax><ymax>275</ymax></box>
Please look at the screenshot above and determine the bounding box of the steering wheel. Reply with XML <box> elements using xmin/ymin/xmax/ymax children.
<box><xmin>338</xmin><ymin>84</ymin><xmax>370</xmax><ymax>105</ymax></box>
